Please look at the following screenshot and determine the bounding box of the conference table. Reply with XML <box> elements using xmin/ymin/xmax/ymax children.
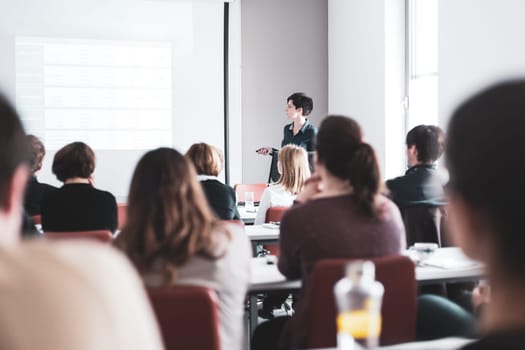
<box><xmin>247</xmin><ymin>247</ymin><xmax>484</xmax><ymax>335</ymax></box>
<box><xmin>238</xmin><ymin>205</ymin><xmax>257</xmax><ymax>225</ymax></box>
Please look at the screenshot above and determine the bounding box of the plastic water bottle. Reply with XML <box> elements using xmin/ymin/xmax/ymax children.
<box><xmin>334</xmin><ymin>261</ymin><xmax>384</xmax><ymax>349</ymax></box>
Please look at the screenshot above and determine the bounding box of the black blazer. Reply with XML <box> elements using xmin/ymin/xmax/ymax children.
<box><xmin>41</xmin><ymin>183</ymin><xmax>117</xmax><ymax>233</ymax></box>
<box><xmin>24</xmin><ymin>176</ymin><xmax>57</xmax><ymax>216</ymax></box>
<box><xmin>200</xmin><ymin>179</ymin><xmax>240</xmax><ymax>220</ymax></box>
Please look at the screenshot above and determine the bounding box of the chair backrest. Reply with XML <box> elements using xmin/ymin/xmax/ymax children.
<box><xmin>31</xmin><ymin>215</ymin><xmax>42</xmax><ymax>225</ymax></box>
<box><xmin>234</xmin><ymin>183</ymin><xmax>267</xmax><ymax>203</ymax></box>
<box><xmin>117</xmin><ymin>203</ymin><xmax>128</xmax><ymax>230</ymax></box>
<box><xmin>147</xmin><ymin>286</ymin><xmax>221</xmax><ymax>350</ymax></box>
<box><xmin>264</xmin><ymin>206</ymin><xmax>288</xmax><ymax>223</ymax></box>
<box><xmin>44</xmin><ymin>230</ymin><xmax>113</xmax><ymax>243</ymax></box>
<box><xmin>307</xmin><ymin>255</ymin><xmax>417</xmax><ymax>348</ymax></box>
<box><xmin>401</xmin><ymin>205</ymin><xmax>446</xmax><ymax>247</ymax></box>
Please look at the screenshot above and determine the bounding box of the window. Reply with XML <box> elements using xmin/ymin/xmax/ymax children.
<box><xmin>406</xmin><ymin>0</ymin><xmax>438</xmax><ymax>130</ymax></box>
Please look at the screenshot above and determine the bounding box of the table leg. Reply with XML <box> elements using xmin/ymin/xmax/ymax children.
<box><xmin>249</xmin><ymin>293</ymin><xmax>259</xmax><ymax>336</ymax></box>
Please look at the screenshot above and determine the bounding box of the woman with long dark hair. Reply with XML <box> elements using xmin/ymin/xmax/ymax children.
<box><xmin>252</xmin><ymin>116</ymin><xmax>405</xmax><ymax>350</ymax></box>
<box><xmin>116</xmin><ymin>148</ymin><xmax>250</xmax><ymax>350</ymax></box>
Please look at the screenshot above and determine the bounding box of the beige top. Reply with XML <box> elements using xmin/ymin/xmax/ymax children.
<box><xmin>0</xmin><ymin>240</ymin><xmax>164</xmax><ymax>350</ymax></box>
<box><xmin>145</xmin><ymin>223</ymin><xmax>251</xmax><ymax>350</ymax></box>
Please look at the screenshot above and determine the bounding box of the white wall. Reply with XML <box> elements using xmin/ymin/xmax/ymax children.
<box><xmin>439</xmin><ymin>0</ymin><xmax>525</xmax><ymax>127</ymax></box>
<box><xmin>329</xmin><ymin>0</ymin><xmax>405</xmax><ymax>179</ymax></box>
<box><xmin>241</xmin><ymin>0</ymin><xmax>328</xmax><ymax>184</ymax></box>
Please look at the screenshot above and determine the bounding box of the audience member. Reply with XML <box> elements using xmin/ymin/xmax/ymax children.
<box><xmin>186</xmin><ymin>143</ymin><xmax>240</xmax><ymax>220</ymax></box>
<box><xmin>0</xmin><ymin>93</ymin><xmax>163</xmax><ymax>350</ymax></box>
<box><xmin>41</xmin><ymin>142</ymin><xmax>117</xmax><ymax>233</ymax></box>
<box><xmin>116</xmin><ymin>147</ymin><xmax>251</xmax><ymax>350</ymax></box>
<box><xmin>252</xmin><ymin>115</ymin><xmax>405</xmax><ymax>350</ymax></box>
<box><xmin>386</xmin><ymin>125</ymin><xmax>447</xmax><ymax>210</ymax></box>
<box><xmin>445</xmin><ymin>80</ymin><xmax>525</xmax><ymax>349</ymax></box>
<box><xmin>24</xmin><ymin>135</ymin><xmax>57</xmax><ymax>216</ymax></box>
<box><xmin>255</xmin><ymin>144</ymin><xmax>310</xmax><ymax>224</ymax></box>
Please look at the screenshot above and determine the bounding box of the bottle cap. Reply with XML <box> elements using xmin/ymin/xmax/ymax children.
<box><xmin>345</xmin><ymin>260</ymin><xmax>375</xmax><ymax>284</ymax></box>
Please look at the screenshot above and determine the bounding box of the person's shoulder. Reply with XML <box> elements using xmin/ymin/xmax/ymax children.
<box><xmin>93</xmin><ymin>187</ymin><xmax>117</xmax><ymax>203</ymax></box>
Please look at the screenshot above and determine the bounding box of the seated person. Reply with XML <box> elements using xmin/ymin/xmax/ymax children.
<box><xmin>116</xmin><ymin>147</ymin><xmax>251</xmax><ymax>350</ymax></box>
<box><xmin>0</xmin><ymin>93</ymin><xmax>163</xmax><ymax>350</ymax></box>
<box><xmin>386</xmin><ymin>125</ymin><xmax>447</xmax><ymax>210</ymax></box>
<box><xmin>41</xmin><ymin>142</ymin><xmax>117</xmax><ymax>233</ymax></box>
<box><xmin>252</xmin><ymin>116</ymin><xmax>406</xmax><ymax>350</ymax></box>
<box><xmin>185</xmin><ymin>143</ymin><xmax>240</xmax><ymax>220</ymax></box>
<box><xmin>24</xmin><ymin>135</ymin><xmax>56</xmax><ymax>216</ymax></box>
<box><xmin>445</xmin><ymin>80</ymin><xmax>525</xmax><ymax>349</ymax></box>
<box><xmin>255</xmin><ymin>144</ymin><xmax>310</xmax><ymax>225</ymax></box>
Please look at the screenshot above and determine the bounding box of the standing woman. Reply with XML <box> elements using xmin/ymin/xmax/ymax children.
<box><xmin>116</xmin><ymin>148</ymin><xmax>251</xmax><ymax>350</ymax></box>
<box><xmin>257</xmin><ymin>93</ymin><xmax>317</xmax><ymax>183</ymax></box>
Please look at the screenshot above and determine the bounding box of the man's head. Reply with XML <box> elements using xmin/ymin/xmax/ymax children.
<box><xmin>446</xmin><ymin>80</ymin><xmax>525</xmax><ymax>280</ymax></box>
<box><xmin>405</xmin><ymin>125</ymin><xmax>442</xmax><ymax>167</ymax></box>
<box><xmin>0</xmin><ymin>94</ymin><xmax>30</xmax><ymax>242</ymax></box>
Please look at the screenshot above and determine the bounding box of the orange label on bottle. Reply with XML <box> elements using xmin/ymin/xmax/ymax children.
<box><xmin>337</xmin><ymin>310</ymin><xmax>382</xmax><ymax>339</ymax></box>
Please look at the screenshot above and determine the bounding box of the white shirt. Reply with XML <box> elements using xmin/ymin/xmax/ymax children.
<box><xmin>254</xmin><ymin>184</ymin><xmax>296</xmax><ymax>224</ymax></box>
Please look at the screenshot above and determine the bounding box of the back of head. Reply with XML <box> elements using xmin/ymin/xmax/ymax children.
<box><xmin>185</xmin><ymin>143</ymin><xmax>222</xmax><ymax>177</ymax></box>
<box><xmin>406</xmin><ymin>125</ymin><xmax>442</xmax><ymax>163</ymax></box>
<box><xmin>316</xmin><ymin>115</ymin><xmax>381</xmax><ymax>216</ymax></box>
<box><xmin>0</xmin><ymin>95</ymin><xmax>30</xmax><ymax>210</ymax></box>
<box><xmin>52</xmin><ymin>142</ymin><xmax>95</xmax><ymax>182</ymax></box>
<box><xmin>119</xmin><ymin>147</ymin><xmax>218</xmax><ymax>277</ymax></box>
<box><xmin>446</xmin><ymin>80</ymin><xmax>525</xmax><ymax>277</ymax></box>
<box><xmin>26</xmin><ymin>135</ymin><xmax>46</xmax><ymax>175</ymax></box>
<box><xmin>287</xmin><ymin>92</ymin><xmax>314</xmax><ymax>116</ymax></box>
<box><xmin>277</xmin><ymin>144</ymin><xmax>311</xmax><ymax>194</ymax></box>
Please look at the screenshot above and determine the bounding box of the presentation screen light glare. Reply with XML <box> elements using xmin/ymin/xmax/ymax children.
<box><xmin>16</xmin><ymin>37</ymin><xmax>173</xmax><ymax>150</ymax></box>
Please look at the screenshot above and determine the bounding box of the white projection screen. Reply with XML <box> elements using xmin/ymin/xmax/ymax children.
<box><xmin>0</xmin><ymin>0</ymin><xmax>225</xmax><ymax>200</ymax></box>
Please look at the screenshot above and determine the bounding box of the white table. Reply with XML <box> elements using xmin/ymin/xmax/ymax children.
<box><xmin>238</xmin><ymin>205</ymin><xmax>257</xmax><ymax>225</ymax></box>
<box><xmin>245</xmin><ymin>224</ymin><xmax>280</xmax><ymax>255</ymax></box>
<box><xmin>247</xmin><ymin>248</ymin><xmax>484</xmax><ymax>335</ymax></box>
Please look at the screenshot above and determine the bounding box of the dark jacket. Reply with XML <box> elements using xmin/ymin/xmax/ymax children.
<box><xmin>41</xmin><ymin>183</ymin><xmax>117</xmax><ymax>233</ymax></box>
<box><xmin>24</xmin><ymin>176</ymin><xmax>57</xmax><ymax>216</ymax></box>
<box><xmin>200</xmin><ymin>179</ymin><xmax>240</xmax><ymax>220</ymax></box>
<box><xmin>386</xmin><ymin>164</ymin><xmax>446</xmax><ymax>210</ymax></box>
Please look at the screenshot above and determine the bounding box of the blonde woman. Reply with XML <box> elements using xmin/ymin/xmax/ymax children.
<box><xmin>116</xmin><ymin>148</ymin><xmax>251</xmax><ymax>350</ymax></box>
<box><xmin>255</xmin><ymin>144</ymin><xmax>310</xmax><ymax>224</ymax></box>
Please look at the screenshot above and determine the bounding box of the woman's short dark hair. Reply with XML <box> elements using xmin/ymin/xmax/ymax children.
<box><xmin>287</xmin><ymin>92</ymin><xmax>313</xmax><ymax>116</ymax></box>
<box><xmin>406</xmin><ymin>125</ymin><xmax>441</xmax><ymax>163</ymax></box>
<box><xmin>446</xmin><ymin>80</ymin><xmax>525</xmax><ymax>277</ymax></box>
<box><xmin>52</xmin><ymin>142</ymin><xmax>95</xmax><ymax>182</ymax></box>
<box><xmin>316</xmin><ymin>115</ymin><xmax>381</xmax><ymax>216</ymax></box>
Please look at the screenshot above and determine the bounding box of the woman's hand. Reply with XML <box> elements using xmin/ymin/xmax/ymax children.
<box><xmin>295</xmin><ymin>173</ymin><xmax>323</xmax><ymax>203</ymax></box>
<box><xmin>256</xmin><ymin>147</ymin><xmax>273</xmax><ymax>155</ymax></box>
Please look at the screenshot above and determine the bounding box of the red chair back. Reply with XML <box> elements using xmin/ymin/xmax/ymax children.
<box><xmin>147</xmin><ymin>286</ymin><xmax>221</xmax><ymax>350</ymax></box>
<box><xmin>117</xmin><ymin>203</ymin><xmax>127</xmax><ymax>230</ymax></box>
<box><xmin>263</xmin><ymin>206</ymin><xmax>288</xmax><ymax>255</ymax></box>
<box><xmin>31</xmin><ymin>215</ymin><xmax>42</xmax><ymax>225</ymax></box>
<box><xmin>264</xmin><ymin>206</ymin><xmax>288</xmax><ymax>223</ymax></box>
<box><xmin>234</xmin><ymin>183</ymin><xmax>267</xmax><ymax>203</ymax></box>
<box><xmin>307</xmin><ymin>255</ymin><xmax>417</xmax><ymax>348</ymax></box>
<box><xmin>44</xmin><ymin>230</ymin><xmax>113</xmax><ymax>243</ymax></box>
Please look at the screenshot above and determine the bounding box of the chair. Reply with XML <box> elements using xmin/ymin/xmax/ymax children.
<box><xmin>147</xmin><ymin>286</ymin><xmax>221</xmax><ymax>350</ymax></box>
<box><xmin>401</xmin><ymin>205</ymin><xmax>448</xmax><ymax>247</ymax></box>
<box><xmin>31</xmin><ymin>215</ymin><xmax>41</xmax><ymax>225</ymax></box>
<box><xmin>44</xmin><ymin>230</ymin><xmax>113</xmax><ymax>243</ymax></box>
<box><xmin>306</xmin><ymin>255</ymin><xmax>417</xmax><ymax>348</ymax></box>
<box><xmin>117</xmin><ymin>203</ymin><xmax>128</xmax><ymax>230</ymax></box>
<box><xmin>263</xmin><ymin>206</ymin><xmax>288</xmax><ymax>256</ymax></box>
<box><xmin>234</xmin><ymin>183</ymin><xmax>267</xmax><ymax>203</ymax></box>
